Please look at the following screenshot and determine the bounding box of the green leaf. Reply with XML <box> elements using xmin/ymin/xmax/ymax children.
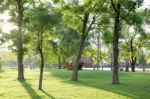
<box><xmin>53</xmin><ymin>0</ymin><xmax>61</xmax><ymax>3</ymax></box>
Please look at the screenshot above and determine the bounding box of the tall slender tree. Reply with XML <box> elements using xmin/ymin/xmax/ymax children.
<box><xmin>0</xmin><ymin>0</ymin><xmax>27</xmax><ymax>80</ymax></box>
<box><xmin>28</xmin><ymin>4</ymin><xmax>59</xmax><ymax>89</ymax></box>
<box><xmin>16</xmin><ymin>0</ymin><xmax>24</xmax><ymax>80</ymax></box>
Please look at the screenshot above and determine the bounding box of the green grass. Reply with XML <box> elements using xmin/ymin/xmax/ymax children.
<box><xmin>0</xmin><ymin>69</ymin><xmax>150</xmax><ymax>99</ymax></box>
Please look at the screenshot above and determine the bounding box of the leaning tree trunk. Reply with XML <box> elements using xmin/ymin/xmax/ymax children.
<box><xmin>17</xmin><ymin>0</ymin><xmax>24</xmax><ymax>80</ymax></box>
<box><xmin>112</xmin><ymin>4</ymin><xmax>120</xmax><ymax>84</ymax></box>
<box><xmin>71</xmin><ymin>36</ymin><xmax>86</xmax><ymax>81</ymax></box>
<box><xmin>71</xmin><ymin>13</ymin><xmax>89</xmax><ymax>81</ymax></box>
<box><xmin>38</xmin><ymin>27</ymin><xmax>44</xmax><ymax>90</ymax></box>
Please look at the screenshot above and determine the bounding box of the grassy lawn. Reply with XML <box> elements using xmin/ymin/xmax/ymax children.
<box><xmin>0</xmin><ymin>69</ymin><xmax>150</xmax><ymax>99</ymax></box>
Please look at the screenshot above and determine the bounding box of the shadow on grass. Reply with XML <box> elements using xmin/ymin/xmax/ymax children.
<box><xmin>49</xmin><ymin>70</ymin><xmax>150</xmax><ymax>99</ymax></box>
<box><xmin>41</xmin><ymin>90</ymin><xmax>55</xmax><ymax>99</ymax></box>
<box><xmin>19</xmin><ymin>80</ymin><xmax>42</xmax><ymax>99</ymax></box>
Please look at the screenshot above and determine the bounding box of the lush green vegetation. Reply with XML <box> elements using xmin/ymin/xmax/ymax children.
<box><xmin>0</xmin><ymin>0</ymin><xmax>150</xmax><ymax>98</ymax></box>
<box><xmin>0</xmin><ymin>69</ymin><xmax>150</xmax><ymax>99</ymax></box>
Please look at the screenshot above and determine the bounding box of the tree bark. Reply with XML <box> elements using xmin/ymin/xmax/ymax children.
<box><xmin>142</xmin><ymin>63</ymin><xmax>145</xmax><ymax>71</ymax></box>
<box><xmin>38</xmin><ymin>47</ymin><xmax>44</xmax><ymax>90</ymax></box>
<box><xmin>97</xmin><ymin>33</ymin><xmax>100</xmax><ymax>70</ymax></box>
<box><xmin>142</xmin><ymin>59</ymin><xmax>145</xmax><ymax>71</ymax></box>
<box><xmin>110</xmin><ymin>53</ymin><xmax>113</xmax><ymax>71</ymax></box>
<box><xmin>71</xmin><ymin>13</ymin><xmax>89</xmax><ymax>81</ymax></box>
<box><xmin>112</xmin><ymin>3</ymin><xmax>120</xmax><ymax>84</ymax></box>
<box><xmin>131</xmin><ymin>58</ymin><xmax>136</xmax><ymax>72</ymax></box>
<box><xmin>125</xmin><ymin>59</ymin><xmax>129</xmax><ymax>72</ymax></box>
<box><xmin>38</xmin><ymin>27</ymin><xmax>44</xmax><ymax>90</ymax></box>
<box><xmin>130</xmin><ymin>37</ymin><xmax>135</xmax><ymax>72</ymax></box>
<box><xmin>17</xmin><ymin>0</ymin><xmax>24</xmax><ymax>80</ymax></box>
<box><xmin>58</xmin><ymin>55</ymin><xmax>61</xmax><ymax>69</ymax></box>
<box><xmin>71</xmin><ymin>36</ymin><xmax>86</xmax><ymax>81</ymax></box>
<box><xmin>141</xmin><ymin>49</ymin><xmax>145</xmax><ymax>71</ymax></box>
<box><xmin>62</xmin><ymin>57</ymin><xmax>66</xmax><ymax>68</ymax></box>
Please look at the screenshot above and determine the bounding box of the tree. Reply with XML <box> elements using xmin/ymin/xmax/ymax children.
<box><xmin>16</xmin><ymin>0</ymin><xmax>24</xmax><ymax>80</ymax></box>
<box><xmin>28</xmin><ymin>3</ymin><xmax>59</xmax><ymax>89</ymax></box>
<box><xmin>90</xmin><ymin>32</ymin><xmax>104</xmax><ymax>70</ymax></box>
<box><xmin>49</xmin><ymin>39</ymin><xmax>63</xmax><ymax>69</ymax></box>
<box><xmin>120</xmin><ymin>42</ymin><xmax>130</xmax><ymax>72</ymax></box>
<box><xmin>101</xmin><ymin>23</ymin><xmax>113</xmax><ymax>71</ymax></box>
<box><xmin>30</xmin><ymin>8</ymin><xmax>49</xmax><ymax>90</ymax></box>
<box><xmin>61</xmin><ymin>0</ymin><xmax>107</xmax><ymax>81</ymax></box>
<box><xmin>51</xmin><ymin>28</ymin><xmax>80</xmax><ymax>69</ymax></box>
<box><xmin>0</xmin><ymin>0</ymin><xmax>28</xmax><ymax>80</ymax></box>
<box><xmin>110</xmin><ymin>0</ymin><xmax>143</xmax><ymax>84</ymax></box>
<box><xmin>139</xmin><ymin>48</ymin><xmax>146</xmax><ymax>71</ymax></box>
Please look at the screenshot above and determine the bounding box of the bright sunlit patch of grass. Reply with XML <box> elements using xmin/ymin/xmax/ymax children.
<box><xmin>0</xmin><ymin>69</ymin><xmax>150</xmax><ymax>99</ymax></box>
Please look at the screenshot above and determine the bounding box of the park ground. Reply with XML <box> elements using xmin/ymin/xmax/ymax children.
<box><xmin>0</xmin><ymin>69</ymin><xmax>150</xmax><ymax>99</ymax></box>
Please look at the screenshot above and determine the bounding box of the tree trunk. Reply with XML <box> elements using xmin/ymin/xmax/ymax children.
<box><xmin>38</xmin><ymin>48</ymin><xmax>44</xmax><ymax>90</ymax></box>
<box><xmin>112</xmin><ymin>4</ymin><xmax>120</xmax><ymax>84</ymax></box>
<box><xmin>62</xmin><ymin>57</ymin><xmax>66</xmax><ymax>68</ymax></box>
<box><xmin>71</xmin><ymin>13</ymin><xmax>89</xmax><ymax>81</ymax></box>
<box><xmin>110</xmin><ymin>53</ymin><xmax>113</xmax><ymax>71</ymax></box>
<box><xmin>130</xmin><ymin>37</ymin><xmax>135</xmax><ymax>72</ymax></box>
<box><xmin>38</xmin><ymin>27</ymin><xmax>44</xmax><ymax>90</ymax></box>
<box><xmin>141</xmin><ymin>49</ymin><xmax>145</xmax><ymax>71</ymax></box>
<box><xmin>71</xmin><ymin>36</ymin><xmax>86</xmax><ymax>81</ymax></box>
<box><xmin>91</xmin><ymin>54</ymin><xmax>96</xmax><ymax>70</ymax></box>
<box><xmin>125</xmin><ymin>59</ymin><xmax>129</xmax><ymax>72</ymax></box>
<box><xmin>17</xmin><ymin>0</ymin><xmax>24</xmax><ymax>80</ymax></box>
<box><xmin>58</xmin><ymin>55</ymin><xmax>61</xmax><ymax>69</ymax></box>
<box><xmin>131</xmin><ymin>60</ymin><xmax>135</xmax><ymax>72</ymax></box>
<box><xmin>97</xmin><ymin>33</ymin><xmax>100</xmax><ymax>70</ymax></box>
<box><xmin>141</xmin><ymin>57</ymin><xmax>145</xmax><ymax>71</ymax></box>
<box><xmin>143</xmin><ymin>63</ymin><xmax>145</xmax><ymax>71</ymax></box>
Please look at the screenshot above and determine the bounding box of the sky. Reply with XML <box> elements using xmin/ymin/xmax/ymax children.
<box><xmin>142</xmin><ymin>0</ymin><xmax>150</xmax><ymax>8</ymax></box>
<box><xmin>0</xmin><ymin>11</ymin><xmax>17</xmax><ymax>33</ymax></box>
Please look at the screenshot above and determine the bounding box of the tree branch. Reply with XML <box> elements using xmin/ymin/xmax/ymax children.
<box><xmin>72</xmin><ymin>0</ymin><xmax>78</xmax><ymax>5</ymax></box>
<box><xmin>76</xmin><ymin>14</ymin><xmax>83</xmax><ymax>22</ymax></box>
<box><xmin>86</xmin><ymin>16</ymin><xmax>96</xmax><ymax>36</ymax></box>
<box><xmin>111</xmin><ymin>0</ymin><xmax>118</xmax><ymax>13</ymax></box>
<box><xmin>85</xmin><ymin>2</ymin><xmax>97</xmax><ymax>13</ymax></box>
<box><xmin>120</xmin><ymin>2</ymin><xmax>136</xmax><ymax>21</ymax></box>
